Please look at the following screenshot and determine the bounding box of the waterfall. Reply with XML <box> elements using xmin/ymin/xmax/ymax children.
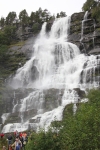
<box><xmin>2</xmin><ymin>16</ymin><xmax>100</xmax><ymax>133</ymax></box>
<box><xmin>11</xmin><ymin>17</ymin><xmax>81</xmax><ymax>90</ymax></box>
<box><xmin>80</xmin><ymin>11</ymin><xmax>88</xmax><ymax>41</ymax></box>
<box><xmin>93</xmin><ymin>19</ymin><xmax>96</xmax><ymax>49</ymax></box>
<box><xmin>80</xmin><ymin>12</ymin><xmax>100</xmax><ymax>89</ymax></box>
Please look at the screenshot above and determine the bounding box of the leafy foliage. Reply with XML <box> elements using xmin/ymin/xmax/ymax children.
<box><xmin>0</xmin><ymin>17</ymin><xmax>5</xmax><ymax>27</ymax></box>
<box><xmin>0</xmin><ymin>45</ymin><xmax>9</xmax><ymax>63</ymax></box>
<box><xmin>56</xmin><ymin>11</ymin><xmax>67</xmax><ymax>18</ymax></box>
<box><xmin>82</xmin><ymin>0</ymin><xmax>100</xmax><ymax>22</ymax></box>
<box><xmin>82</xmin><ymin>0</ymin><xmax>96</xmax><ymax>11</ymax></box>
<box><xmin>32</xmin><ymin>23</ymin><xmax>41</xmax><ymax>33</ymax></box>
<box><xmin>19</xmin><ymin>9</ymin><xmax>29</xmax><ymax>26</ymax></box>
<box><xmin>0</xmin><ymin>25</ymin><xmax>17</xmax><ymax>45</ymax></box>
<box><xmin>0</xmin><ymin>137</ymin><xmax>8</xmax><ymax>149</ymax></box>
<box><xmin>6</xmin><ymin>11</ymin><xmax>17</xmax><ymax>25</ymax></box>
<box><xmin>26</xmin><ymin>89</ymin><xmax>100</xmax><ymax>150</ymax></box>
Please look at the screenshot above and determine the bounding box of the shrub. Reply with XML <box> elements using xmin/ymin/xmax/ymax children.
<box><xmin>26</xmin><ymin>89</ymin><xmax>100</xmax><ymax>150</ymax></box>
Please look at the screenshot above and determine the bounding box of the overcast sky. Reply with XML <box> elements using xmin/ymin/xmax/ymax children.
<box><xmin>0</xmin><ymin>0</ymin><xmax>86</xmax><ymax>18</ymax></box>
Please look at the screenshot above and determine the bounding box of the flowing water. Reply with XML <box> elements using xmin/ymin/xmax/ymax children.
<box><xmin>2</xmin><ymin>16</ymin><xmax>100</xmax><ymax>133</ymax></box>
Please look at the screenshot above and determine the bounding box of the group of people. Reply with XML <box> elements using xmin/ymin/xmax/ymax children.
<box><xmin>2</xmin><ymin>130</ymin><xmax>28</xmax><ymax>150</ymax></box>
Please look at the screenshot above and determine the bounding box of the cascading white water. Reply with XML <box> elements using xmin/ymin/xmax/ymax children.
<box><xmin>2</xmin><ymin>16</ymin><xmax>100</xmax><ymax>133</ymax></box>
<box><xmin>11</xmin><ymin>17</ymin><xmax>81</xmax><ymax>90</ymax></box>
<box><xmin>80</xmin><ymin>11</ymin><xmax>88</xmax><ymax>41</ymax></box>
<box><xmin>81</xmin><ymin>55</ymin><xmax>100</xmax><ymax>89</ymax></box>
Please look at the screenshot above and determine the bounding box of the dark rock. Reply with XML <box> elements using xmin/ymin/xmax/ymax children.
<box><xmin>46</xmin><ymin>19</ymin><xmax>54</xmax><ymax>32</ymax></box>
<box><xmin>31</xmin><ymin>65</ymin><xmax>39</xmax><ymax>81</ymax></box>
<box><xmin>68</xmin><ymin>12</ymin><xmax>100</xmax><ymax>54</ymax></box>
<box><xmin>73</xmin><ymin>88</ymin><xmax>85</xmax><ymax>98</ymax></box>
<box><xmin>88</xmin><ymin>48</ymin><xmax>100</xmax><ymax>55</ymax></box>
<box><xmin>71</xmin><ymin>12</ymin><xmax>85</xmax><ymax>22</ymax></box>
<box><xmin>43</xmin><ymin>89</ymin><xmax>64</xmax><ymax>111</ymax></box>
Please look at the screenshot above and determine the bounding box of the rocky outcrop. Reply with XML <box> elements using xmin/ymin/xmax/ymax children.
<box><xmin>68</xmin><ymin>11</ymin><xmax>100</xmax><ymax>55</ymax></box>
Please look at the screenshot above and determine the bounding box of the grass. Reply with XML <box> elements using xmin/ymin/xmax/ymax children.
<box><xmin>9</xmin><ymin>40</ymin><xmax>26</xmax><ymax>48</ymax></box>
<box><xmin>0</xmin><ymin>138</ymin><xmax>8</xmax><ymax>149</ymax></box>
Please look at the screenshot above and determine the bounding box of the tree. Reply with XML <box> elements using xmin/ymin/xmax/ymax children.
<box><xmin>34</xmin><ymin>8</ymin><xmax>43</xmax><ymax>23</ymax></box>
<box><xmin>82</xmin><ymin>0</ymin><xmax>100</xmax><ymax>22</ymax></box>
<box><xmin>19</xmin><ymin>9</ymin><xmax>29</xmax><ymax>26</ymax></box>
<box><xmin>6</xmin><ymin>11</ymin><xmax>17</xmax><ymax>25</ymax></box>
<box><xmin>56</xmin><ymin>13</ymin><xmax>60</xmax><ymax>18</ymax></box>
<box><xmin>29</xmin><ymin>12</ymin><xmax>35</xmax><ymax>24</ymax></box>
<box><xmin>56</xmin><ymin>11</ymin><xmax>66</xmax><ymax>18</ymax></box>
<box><xmin>59</xmin><ymin>11</ymin><xmax>66</xmax><ymax>17</ymax></box>
<box><xmin>82</xmin><ymin>0</ymin><xmax>97</xmax><ymax>11</ymax></box>
<box><xmin>1</xmin><ymin>26</ymin><xmax>17</xmax><ymax>44</ymax></box>
<box><xmin>41</xmin><ymin>9</ymin><xmax>51</xmax><ymax>22</ymax></box>
<box><xmin>0</xmin><ymin>17</ymin><xmax>5</xmax><ymax>27</ymax></box>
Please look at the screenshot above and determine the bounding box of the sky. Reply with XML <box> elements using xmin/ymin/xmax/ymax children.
<box><xmin>0</xmin><ymin>0</ymin><xmax>86</xmax><ymax>18</ymax></box>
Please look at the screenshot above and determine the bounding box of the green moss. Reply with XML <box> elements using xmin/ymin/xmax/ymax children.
<box><xmin>0</xmin><ymin>137</ymin><xmax>8</xmax><ymax>149</ymax></box>
<box><xmin>63</xmin><ymin>103</ymin><xmax>73</xmax><ymax>119</ymax></box>
<box><xmin>9</xmin><ymin>40</ymin><xmax>26</xmax><ymax>47</ymax></box>
<box><xmin>96</xmin><ymin>27</ymin><xmax>100</xmax><ymax>32</ymax></box>
<box><xmin>70</xmin><ymin>24</ymin><xmax>81</xmax><ymax>33</ymax></box>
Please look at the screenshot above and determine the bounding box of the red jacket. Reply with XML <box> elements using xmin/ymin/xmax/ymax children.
<box><xmin>0</xmin><ymin>133</ymin><xmax>4</xmax><ymax>138</ymax></box>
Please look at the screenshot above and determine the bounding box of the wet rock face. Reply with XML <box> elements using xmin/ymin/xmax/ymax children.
<box><xmin>68</xmin><ymin>12</ymin><xmax>100</xmax><ymax>55</ymax></box>
<box><xmin>71</xmin><ymin>12</ymin><xmax>85</xmax><ymax>22</ymax></box>
<box><xmin>80</xmin><ymin>54</ymin><xmax>100</xmax><ymax>85</ymax></box>
<box><xmin>0</xmin><ymin>88</ymin><xmax>34</xmax><ymax>124</ymax></box>
<box><xmin>0</xmin><ymin>88</ymin><xmax>85</xmax><ymax>127</ymax></box>
<box><xmin>31</xmin><ymin>65</ymin><xmax>39</xmax><ymax>81</ymax></box>
<box><xmin>73</xmin><ymin>88</ymin><xmax>85</xmax><ymax>98</ymax></box>
<box><xmin>43</xmin><ymin>89</ymin><xmax>63</xmax><ymax>111</ymax></box>
<box><xmin>1</xmin><ymin>88</ymin><xmax>63</xmax><ymax>125</ymax></box>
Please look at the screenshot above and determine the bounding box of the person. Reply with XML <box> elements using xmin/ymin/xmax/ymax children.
<box><xmin>2</xmin><ymin>146</ymin><xmax>6</xmax><ymax>150</ymax></box>
<box><xmin>19</xmin><ymin>132</ymin><xmax>22</xmax><ymax>138</ymax></box>
<box><xmin>7</xmin><ymin>133</ymin><xmax>13</xmax><ymax>146</ymax></box>
<box><xmin>12</xmin><ymin>137</ymin><xmax>22</xmax><ymax>150</ymax></box>
<box><xmin>19</xmin><ymin>136</ymin><xmax>24</xmax><ymax>150</ymax></box>
<box><xmin>0</xmin><ymin>133</ymin><xmax>5</xmax><ymax>138</ymax></box>
<box><xmin>8</xmin><ymin>145</ymin><xmax>13</xmax><ymax>150</ymax></box>
<box><xmin>14</xmin><ymin>130</ymin><xmax>19</xmax><ymax>138</ymax></box>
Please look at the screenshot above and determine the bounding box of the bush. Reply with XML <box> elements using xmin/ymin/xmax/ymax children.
<box><xmin>82</xmin><ymin>0</ymin><xmax>100</xmax><ymax>22</ymax></box>
<box><xmin>32</xmin><ymin>23</ymin><xmax>41</xmax><ymax>33</ymax></box>
<box><xmin>0</xmin><ymin>45</ymin><xmax>9</xmax><ymax>63</ymax></box>
<box><xmin>0</xmin><ymin>26</ymin><xmax>17</xmax><ymax>45</ymax></box>
<box><xmin>26</xmin><ymin>89</ymin><xmax>100</xmax><ymax>150</ymax></box>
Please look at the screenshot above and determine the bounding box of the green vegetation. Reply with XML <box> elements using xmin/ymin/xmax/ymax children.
<box><xmin>26</xmin><ymin>89</ymin><xmax>100</xmax><ymax>150</ymax></box>
<box><xmin>0</xmin><ymin>8</ymin><xmax>66</xmax><ymax>52</ymax></box>
<box><xmin>82</xmin><ymin>0</ymin><xmax>100</xmax><ymax>22</ymax></box>
<box><xmin>32</xmin><ymin>23</ymin><xmax>41</xmax><ymax>33</ymax></box>
<box><xmin>0</xmin><ymin>137</ymin><xmax>8</xmax><ymax>149</ymax></box>
<box><xmin>6</xmin><ymin>11</ymin><xmax>17</xmax><ymax>25</ymax></box>
<box><xmin>0</xmin><ymin>25</ymin><xmax>17</xmax><ymax>45</ymax></box>
<box><xmin>0</xmin><ymin>45</ymin><xmax>9</xmax><ymax>63</ymax></box>
<box><xmin>9</xmin><ymin>41</ymin><xmax>26</xmax><ymax>47</ymax></box>
<box><xmin>19</xmin><ymin>9</ymin><xmax>29</xmax><ymax>27</ymax></box>
<box><xmin>56</xmin><ymin>11</ymin><xmax>67</xmax><ymax>18</ymax></box>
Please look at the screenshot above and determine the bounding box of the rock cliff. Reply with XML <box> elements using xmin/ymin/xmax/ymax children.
<box><xmin>68</xmin><ymin>11</ymin><xmax>100</xmax><ymax>55</ymax></box>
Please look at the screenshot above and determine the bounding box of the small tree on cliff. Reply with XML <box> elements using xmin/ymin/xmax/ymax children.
<box><xmin>29</xmin><ymin>12</ymin><xmax>36</xmax><ymax>25</ymax></box>
<box><xmin>19</xmin><ymin>9</ymin><xmax>29</xmax><ymax>27</ymax></box>
<box><xmin>0</xmin><ymin>17</ymin><xmax>5</xmax><ymax>27</ymax></box>
<box><xmin>82</xmin><ymin>0</ymin><xmax>96</xmax><ymax>11</ymax></box>
<box><xmin>6</xmin><ymin>11</ymin><xmax>17</xmax><ymax>25</ymax></box>
<box><xmin>82</xmin><ymin>0</ymin><xmax>100</xmax><ymax>22</ymax></box>
<box><xmin>56</xmin><ymin>11</ymin><xmax>66</xmax><ymax>18</ymax></box>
